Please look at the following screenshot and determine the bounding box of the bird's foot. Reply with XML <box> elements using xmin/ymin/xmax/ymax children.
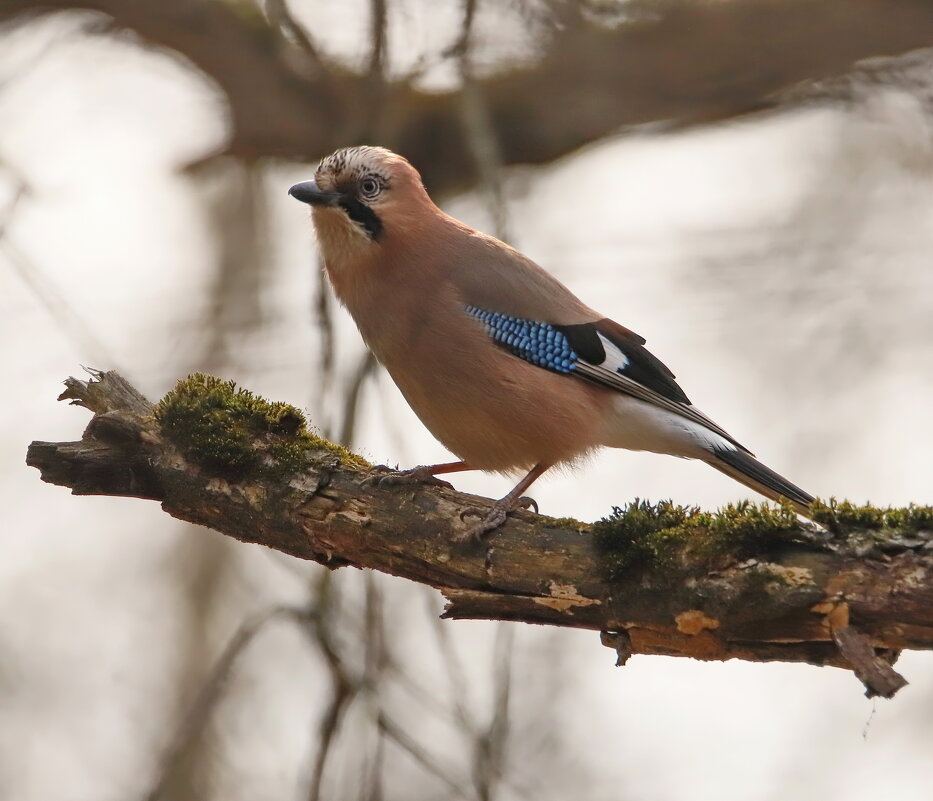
<box><xmin>362</xmin><ymin>464</ymin><xmax>454</xmax><ymax>490</ymax></box>
<box><xmin>456</xmin><ymin>496</ymin><xmax>538</xmax><ymax>543</ymax></box>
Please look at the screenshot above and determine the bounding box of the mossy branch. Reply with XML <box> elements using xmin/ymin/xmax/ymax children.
<box><xmin>27</xmin><ymin>371</ymin><xmax>933</xmax><ymax>699</ymax></box>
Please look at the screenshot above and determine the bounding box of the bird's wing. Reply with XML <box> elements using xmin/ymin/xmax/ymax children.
<box><xmin>444</xmin><ymin>231</ymin><xmax>748</xmax><ymax>451</ymax></box>
<box><xmin>463</xmin><ymin>305</ymin><xmax>750</xmax><ymax>453</ymax></box>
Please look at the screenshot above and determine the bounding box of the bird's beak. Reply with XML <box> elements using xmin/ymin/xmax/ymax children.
<box><xmin>288</xmin><ymin>179</ymin><xmax>340</xmax><ymax>207</ymax></box>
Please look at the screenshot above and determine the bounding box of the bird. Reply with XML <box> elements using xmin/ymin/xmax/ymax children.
<box><xmin>289</xmin><ymin>145</ymin><xmax>814</xmax><ymax>540</ymax></box>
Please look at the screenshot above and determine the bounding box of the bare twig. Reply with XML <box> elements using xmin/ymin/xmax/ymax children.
<box><xmin>357</xmin><ymin>0</ymin><xmax>390</xmax><ymax>140</ymax></box>
<box><xmin>357</xmin><ymin>571</ymin><xmax>389</xmax><ymax>799</ymax></box>
<box><xmin>306</xmin><ymin>679</ymin><xmax>354</xmax><ymax>801</ymax></box>
<box><xmin>360</xmin><ymin>724</ymin><xmax>386</xmax><ymax>801</ymax></box>
<box><xmin>1</xmin><ymin>239</ymin><xmax>121</xmax><ymax>366</ymax></box>
<box><xmin>145</xmin><ymin>606</ymin><xmax>306</xmax><ymax>801</ymax></box>
<box><xmin>313</xmin><ymin>259</ymin><xmax>336</xmax><ymax>438</ymax></box>
<box><xmin>428</xmin><ymin>589</ymin><xmax>477</xmax><ymax>737</ymax></box>
<box><xmin>455</xmin><ymin>0</ymin><xmax>509</xmax><ymax>242</ymax></box>
<box><xmin>303</xmin><ymin>570</ymin><xmax>359</xmax><ymax>801</ymax></box>
<box><xmin>337</xmin><ymin>349</ymin><xmax>378</xmax><ymax>448</ymax></box>
<box><xmin>0</xmin><ymin>181</ymin><xmax>120</xmax><ymax>369</ymax></box>
<box><xmin>367</xmin><ymin>0</ymin><xmax>388</xmax><ymax>82</ymax></box>
<box><xmin>385</xmin><ymin>644</ymin><xmax>464</xmax><ymax>727</ymax></box>
<box><xmin>264</xmin><ymin>0</ymin><xmax>327</xmax><ymax>76</ymax></box>
<box><xmin>377</xmin><ymin>712</ymin><xmax>473</xmax><ymax>800</ymax></box>
<box><xmin>472</xmin><ymin>624</ymin><xmax>513</xmax><ymax>801</ymax></box>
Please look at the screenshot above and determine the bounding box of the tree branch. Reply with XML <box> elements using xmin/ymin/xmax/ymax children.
<box><xmin>3</xmin><ymin>0</ymin><xmax>933</xmax><ymax>192</ymax></box>
<box><xmin>26</xmin><ymin>371</ymin><xmax>933</xmax><ymax>698</ymax></box>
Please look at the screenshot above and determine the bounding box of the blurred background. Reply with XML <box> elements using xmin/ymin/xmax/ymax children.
<box><xmin>2</xmin><ymin>1</ymin><xmax>933</xmax><ymax>799</ymax></box>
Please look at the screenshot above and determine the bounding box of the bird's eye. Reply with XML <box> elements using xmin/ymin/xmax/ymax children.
<box><xmin>359</xmin><ymin>176</ymin><xmax>381</xmax><ymax>199</ymax></box>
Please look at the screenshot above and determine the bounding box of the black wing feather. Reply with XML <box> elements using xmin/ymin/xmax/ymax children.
<box><xmin>555</xmin><ymin>319</ymin><xmax>690</xmax><ymax>405</ymax></box>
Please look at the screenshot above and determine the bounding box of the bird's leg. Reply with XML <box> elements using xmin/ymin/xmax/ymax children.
<box><xmin>363</xmin><ymin>460</ymin><xmax>472</xmax><ymax>490</ymax></box>
<box><xmin>457</xmin><ymin>462</ymin><xmax>550</xmax><ymax>543</ymax></box>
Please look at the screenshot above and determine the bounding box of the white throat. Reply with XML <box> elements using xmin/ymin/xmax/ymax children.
<box><xmin>311</xmin><ymin>207</ymin><xmax>377</xmax><ymax>268</ymax></box>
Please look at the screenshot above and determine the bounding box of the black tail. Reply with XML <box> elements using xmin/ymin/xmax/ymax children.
<box><xmin>706</xmin><ymin>449</ymin><xmax>814</xmax><ymax>517</ymax></box>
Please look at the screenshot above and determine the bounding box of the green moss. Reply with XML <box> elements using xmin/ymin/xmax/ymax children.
<box><xmin>543</xmin><ymin>516</ymin><xmax>592</xmax><ymax>532</ymax></box>
<box><xmin>592</xmin><ymin>500</ymin><xmax>698</xmax><ymax>580</ymax></box>
<box><xmin>154</xmin><ymin>373</ymin><xmax>368</xmax><ymax>480</ymax></box>
<box><xmin>594</xmin><ymin>496</ymin><xmax>933</xmax><ymax>582</ymax></box>
<box><xmin>809</xmin><ymin>498</ymin><xmax>883</xmax><ymax>531</ymax></box>
<box><xmin>705</xmin><ymin>500</ymin><xmax>800</xmax><ymax>546</ymax></box>
<box><xmin>810</xmin><ymin>498</ymin><xmax>933</xmax><ymax>534</ymax></box>
<box><xmin>592</xmin><ymin>499</ymin><xmax>800</xmax><ymax>582</ymax></box>
<box><xmin>882</xmin><ymin>504</ymin><xmax>933</xmax><ymax>532</ymax></box>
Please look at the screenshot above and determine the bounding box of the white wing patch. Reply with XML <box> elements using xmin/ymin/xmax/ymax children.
<box><xmin>596</xmin><ymin>332</ymin><xmax>630</xmax><ymax>372</ymax></box>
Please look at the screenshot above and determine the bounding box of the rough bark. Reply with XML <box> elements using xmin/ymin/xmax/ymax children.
<box><xmin>3</xmin><ymin>0</ymin><xmax>933</xmax><ymax>193</ymax></box>
<box><xmin>27</xmin><ymin>371</ymin><xmax>933</xmax><ymax>699</ymax></box>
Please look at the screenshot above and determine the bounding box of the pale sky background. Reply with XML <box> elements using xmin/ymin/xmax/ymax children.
<box><xmin>2</xmin><ymin>12</ymin><xmax>933</xmax><ymax>801</ymax></box>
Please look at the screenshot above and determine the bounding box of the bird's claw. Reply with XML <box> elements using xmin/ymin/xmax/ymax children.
<box><xmin>456</xmin><ymin>505</ymin><xmax>509</xmax><ymax>543</ymax></box>
<box><xmin>361</xmin><ymin>465</ymin><xmax>454</xmax><ymax>490</ymax></box>
<box><xmin>515</xmin><ymin>495</ymin><xmax>538</xmax><ymax>514</ymax></box>
<box><xmin>458</xmin><ymin>505</ymin><xmax>485</xmax><ymax>523</ymax></box>
<box><xmin>455</xmin><ymin>495</ymin><xmax>538</xmax><ymax>543</ymax></box>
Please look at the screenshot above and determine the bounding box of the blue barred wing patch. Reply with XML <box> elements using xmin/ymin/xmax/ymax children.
<box><xmin>465</xmin><ymin>305</ymin><xmax>578</xmax><ymax>374</ymax></box>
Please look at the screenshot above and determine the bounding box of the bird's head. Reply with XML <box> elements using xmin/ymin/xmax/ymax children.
<box><xmin>289</xmin><ymin>146</ymin><xmax>431</xmax><ymax>265</ymax></box>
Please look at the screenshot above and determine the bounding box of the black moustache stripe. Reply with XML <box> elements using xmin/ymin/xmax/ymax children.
<box><xmin>339</xmin><ymin>198</ymin><xmax>383</xmax><ymax>240</ymax></box>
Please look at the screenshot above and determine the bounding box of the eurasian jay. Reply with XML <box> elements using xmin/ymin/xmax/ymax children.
<box><xmin>289</xmin><ymin>146</ymin><xmax>814</xmax><ymax>539</ymax></box>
